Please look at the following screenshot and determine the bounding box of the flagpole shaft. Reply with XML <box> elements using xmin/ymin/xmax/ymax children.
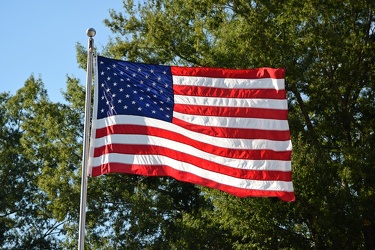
<box><xmin>78</xmin><ymin>28</ymin><xmax>96</xmax><ymax>250</ymax></box>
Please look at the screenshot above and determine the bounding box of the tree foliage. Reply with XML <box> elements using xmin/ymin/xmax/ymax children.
<box><xmin>0</xmin><ymin>76</ymin><xmax>65</xmax><ymax>249</ymax></box>
<box><xmin>1</xmin><ymin>0</ymin><xmax>375</xmax><ymax>249</ymax></box>
<box><xmin>101</xmin><ymin>1</ymin><xmax>375</xmax><ymax>248</ymax></box>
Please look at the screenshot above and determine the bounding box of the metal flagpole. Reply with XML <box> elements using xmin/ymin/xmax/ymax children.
<box><xmin>78</xmin><ymin>28</ymin><xmax>96</xmax><ymax>250</ymax></box>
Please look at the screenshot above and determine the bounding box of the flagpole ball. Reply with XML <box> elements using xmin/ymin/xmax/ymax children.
<box><xmin>86</xmin><ymin>28</ymin><xmax>96</xmax><ymax>37</ymax></box>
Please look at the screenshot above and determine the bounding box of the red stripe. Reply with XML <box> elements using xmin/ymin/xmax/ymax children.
<box><xmin>93</xmin><ymin>144</ymin><xmax>292</xmax><ymax>181</ymax></box>
<box><xmin>95</xmin><ymin>125</ymin><xmax>292</xmax><ymax>160</ymax></box>
<box><xmin>91</xmin><ymin>163</ymin><xmax>295</xmax><ymax>202</ymax></box>
<box><xmin>173</xmin><ymin>85</ymin><xmax>286</xmax><ymax>99</ymax></box>
<box><xmin>174</xmin><ymin>104</ymin><xmax>288</xmax><ymax>120</ymax></box>
<box><xmin>171</xmin><ymin>118</ymin><xmax>291</xmax><ymax>141</ymax></box>
<box><xmin>171</xmin><ymin>66</ymin><xmax>285</xmax><ymax>79</ymax></box>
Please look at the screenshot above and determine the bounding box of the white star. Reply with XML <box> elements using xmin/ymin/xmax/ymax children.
<box><xmin>124</xmin><ymin>105</ymin><xmax>128</xmax><ymax>109</ymax></box>
<box><xmin>112</xmin><ymin>64</ymin><xmax>117</xmax><ymax>68</ymax></box>
<box><xmin>101</xmin><ymin>71</ymin><xmax>105</xmax><ymax>75</ymax></box>
<box><xmin>101</xmin><ymin>109</ymin><xmax>104</xmax><ymax>113</ymax></box>
<box><xmin>107</xmin><ymin>77</ymin><xmax>111</xmax><ymax>81</ymax></box>
<box><xmin>126</xmin><ymin>94</ymin><xmax>130</xmax><ymax>98</ymax></box>
<box><xmin>140</xmin><ymin>97</ymin><xmax>144</xmax><ymax>100</ymax></box>
<box><xmin>138</xmin><ymin>107</ymin><xmax>142</xmax><ymax>111</ymax></box>
<box><xmin>146</xmin><ymin>103</ymin><xmax>150</xmax><ymax>107</ymax></box>
<box><xmin>138</xmin><ymin>68</ymin><xmax>142</xmax><ymax>72</ymax></box>
<box><xmin>152</xmin><ymin>110</ymin><xmax>156</xmax><ymax>113</ymax></box>
<box><xmin>113</xmin><ymin>82</ymin><xmax>118</xmax><ymax>86</ymax></box>
<box><xmin>150</xmin><ymin>69</ymin><xmax>154</xmax><ymax>73</ymax></box>
<box><xmin>165</xmin><ymin>84</ymin><xmax>169</xmax><ymax>88</ymax></box>
<box><xmin>157</xmin><ymin>76</ymin><xmax>161</xmax><ymax>81</ymax></box>
<box><xmin>132</xmin><ymin>101</ymin><xmax>136</xmax><ymax>105</ymax></box>
<box><xmin>118</xmin><ymin>99</ymin><xmax>122</xmax><ymax>103</ymax></box>
<box><xmin>163</xmin><ymin>71</ymin><xmax>167</xmax><ymax>74</ymax></box>
<box><xmin>106</xmin><ymin>88</ymin><xmax>111</xmax><ymax>92</ymax></box>
<box><xmin>119</xmin><ymin>88</ymin><xmax>124</xmax><ymax>92</ymax></box>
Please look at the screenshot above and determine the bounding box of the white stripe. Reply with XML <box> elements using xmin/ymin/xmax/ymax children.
<box><xmin>95</xmin><ymin>132</ymin><xmax>291</xmax><ymax>152</ymax></box>
<box><xmin>174</xmin><ymin>95</ymin><xmax>288</xmax><ymax>110</ymax></box>
<box><xmin>92</xmin><ymin>134</ymin><xmax>291</xmax><ymax>171</ymax></box>
<box><xmin>93</xmin><ymin>116</ymin><xmax>292</xmax><ymax>149</ymax></box>
<box><xmin>92</xmin><ymin>153</ymin><xmax>293</xmax><ymax>192</ymax></box>
<box><xmin>172</xmin><ymin>75</ymin><xmax>285</xmax><ymax>90</ymax></box>
<box><xmin>173</xmin><ymin>111</ymin><xmax>290</xmax><ymax>131</ymax></box>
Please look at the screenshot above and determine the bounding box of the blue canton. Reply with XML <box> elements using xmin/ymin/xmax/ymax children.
<box><xmin>97</xmin><ymin>56</ymin><xmax>174</xmax><ymax>122</ymax></box>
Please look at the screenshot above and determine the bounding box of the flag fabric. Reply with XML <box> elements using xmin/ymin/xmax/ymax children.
<box><xmin>89</xmin><ymin>56</ymin><xmax>295</xmax><ymax>202</ymax></box>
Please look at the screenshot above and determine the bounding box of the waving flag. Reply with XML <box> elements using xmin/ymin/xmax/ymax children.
<box><xmin>89</xmin><ymin>56</ymin><xmax>294</xmax><ymax>202</ymax></box>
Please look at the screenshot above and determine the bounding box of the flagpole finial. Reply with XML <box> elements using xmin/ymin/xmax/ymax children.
<box><xmin>86</xmin><ymin>28</ymin><xmax>96</xmax><ymax>52</ymax></box>
<box><xmin>86</xmin><ymin>28</ymin><xmax>96</xmax><ymax>37</ymax></box>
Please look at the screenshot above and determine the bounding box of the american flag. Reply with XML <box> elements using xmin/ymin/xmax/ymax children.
<box><xmin>89</xmin><ymin>56</ymin><xmax>294</xmax><ymax>202</ymax></box>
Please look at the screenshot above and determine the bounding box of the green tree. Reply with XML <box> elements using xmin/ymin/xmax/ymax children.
<box><xmin>2</xmin><ymin>0</ymin><xmax>374</xmax><ymax>248</ymax></box>
<box><xmin>0</xmin><ymin>76</ymin><xmax>64</xmax><ymax>249</ymax></box>
<box><xmin>98</xmin><ymin>0</ymin><xmax>375</xmax><ymax>248</ymax></box>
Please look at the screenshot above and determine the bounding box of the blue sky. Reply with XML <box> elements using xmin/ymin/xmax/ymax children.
<box><xmin>0</xmin><ymin>1</ymin><xmax>125</xmax><ymax>102</ymax></box>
